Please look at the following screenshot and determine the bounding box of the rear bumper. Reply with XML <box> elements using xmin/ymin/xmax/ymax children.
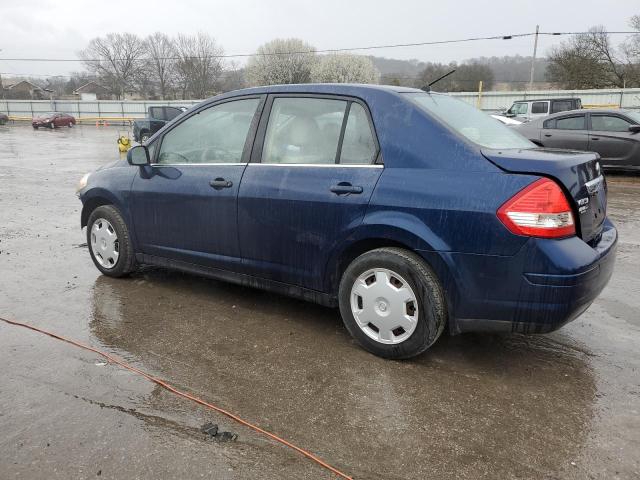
<box><xmin>439</xmin><ymin>219</ymin><xmax>617</xmax><ymax>334</ymax></box>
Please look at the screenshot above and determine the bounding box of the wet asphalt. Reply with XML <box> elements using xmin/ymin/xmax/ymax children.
<box><xmin>0</xmin><ymin>124</ymin><xmax>638</xmax><ymax>480</ymax></box>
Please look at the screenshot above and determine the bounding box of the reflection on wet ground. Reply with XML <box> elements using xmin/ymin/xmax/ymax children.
<box><xmin>90</xmin><ymin>270</ymin><xmax>598</xmax><ymax>479</ymax></box>
<box><xmin>1</xmin><ymin>125</ymin><xmax>639</xmax><ymax>479</ymax></box>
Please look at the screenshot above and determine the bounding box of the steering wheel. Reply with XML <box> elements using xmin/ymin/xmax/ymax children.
<box><xmin>158</xmin><ymin>151</ymin><xmax>191</xmax><ymax>164</ymax></box>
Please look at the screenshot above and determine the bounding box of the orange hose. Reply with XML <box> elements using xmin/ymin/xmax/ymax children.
<box><xmin>0</xmin><ymin>316</ymin><xmax>353</xmax><ymax>480</ymax></box>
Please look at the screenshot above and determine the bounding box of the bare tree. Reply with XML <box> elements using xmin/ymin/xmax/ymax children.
<box><xmin>621</xmin><ymin>15</ymin><xmax>640</xmax><ymax>87</ymax></box>
<box><xmin>310</xmin><ymin>53</ymin><xmax>379</xmax><ymax>84</ymax></box>
<box><xmin>144</xmin><ymin>32</ymin><xmax>177</xmax><ymax>100</ymax></box>
<box><xmin>79</xmin><ymin>33</ymin><xmax>147</xmax><ymax>99</ymax></box>
<box><xmin>174</xmin><ymin>33</ymin><xmax>224</xmax><ymax>99</ymax></box>
<box><xmin>218</xmin><ymin>61</ymin><xmax>246</xmax><ymax>92</ymax></box>
<box><xmin>245</xmin><ymin>38</ymin><xmax>317</xmax><ymax>86</ymax></box>
<box><xmin>547</xmin><ymin>22</ymin><xmax>640</xmax><ymax>88</ymax></box>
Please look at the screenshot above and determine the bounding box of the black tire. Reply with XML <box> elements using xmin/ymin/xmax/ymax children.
<box><xmin>86</xmin><ymin>205</ymin><xmax>136</xmax><ymax>277</ymax></box>
<box><xmin>48</xmin><ymin>122</ymin><xmax>54</xmax><ymax>129</ymax></box>
<box><xmin>68</xmin><ymin>122</ymin><xmax>73</xmax><ymax>128</ymax></box>
<box><xmin>33</xmin><ymin>125</ymin><xmax>38</xmax><ymax>129</ymax></box>
<box><xmin>338</xmin><ymin>247</ymin><xmax>446</xmax><ymax>359</ymax></box>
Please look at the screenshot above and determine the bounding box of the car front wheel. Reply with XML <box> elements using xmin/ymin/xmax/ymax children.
<box><xmin>338</xmin><ymin>247</ymin><xmax>446</xmax><ymax>359</ymax></box>
<box><xmin>87</xmin><ymin>205</ymin><xmax>136</xmax><ymax>277</ymax></box>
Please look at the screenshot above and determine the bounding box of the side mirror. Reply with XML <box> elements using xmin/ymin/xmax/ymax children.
<box><xmin>628</xmin><ymin>125</ymin><xmax>640</xmax><ymax>134</ymax></box>
<box><xmin>127</xmin><ymin>145</ymin><xmax>150</xmax><ymax>166</ymax></box>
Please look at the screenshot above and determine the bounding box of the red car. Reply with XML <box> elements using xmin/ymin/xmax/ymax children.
<box><xmin>32</xmin><ymin>112</ymin><xmax>76</xmax><ymax>129</ymax></box>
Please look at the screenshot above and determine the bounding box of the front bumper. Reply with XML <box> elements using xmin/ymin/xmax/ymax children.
<box><xmin>442</xmin><ymin>219</ymin><xmax>617</xmax><ymax>334</ymax></box>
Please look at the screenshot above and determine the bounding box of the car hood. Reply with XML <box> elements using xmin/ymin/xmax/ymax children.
<box><xmin>95</xmin><ymin>159</ymin><xmax>127</xmax><ymax>171</ymax></box>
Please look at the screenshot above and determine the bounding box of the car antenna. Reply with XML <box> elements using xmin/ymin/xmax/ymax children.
<box><xmin>422</xmin><ymin>69</ymin><xmax>456</xmax><ymax>93</ymax></box>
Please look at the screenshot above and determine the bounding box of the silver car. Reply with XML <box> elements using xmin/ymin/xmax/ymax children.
<box><xmin>514</xmin><ymin>109</ymin><xmax>640</xmax><ymax>171</ymax></box>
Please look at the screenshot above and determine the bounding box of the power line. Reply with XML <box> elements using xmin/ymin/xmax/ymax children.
<box><xmin>1</xmin><ymin>30</ymin><xmax>637</xmax><ymax>63</ymax></box>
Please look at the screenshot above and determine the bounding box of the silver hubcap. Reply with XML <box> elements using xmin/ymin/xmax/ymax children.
<box><xmin>350</xmin><ymin>268</ymin><xmax>419</xmax><ymax>345</ymax></box>
<box><xmin>90</xmin><ymin>218</ymin><xmax>119</xmax><ymax>269</ymax></box>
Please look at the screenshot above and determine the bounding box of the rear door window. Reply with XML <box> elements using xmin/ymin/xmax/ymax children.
<box><xmin>554</xmin><ymin>115</ymin><xmax>585</xmax><ymax>130</ymax></box>
<box><xmin>149</xmin><ymin>107</ymin><xmax>163</xmax><ymax>120</ymax></box>
<box><xmin>591</xmin><ymin>115</ymin><xmax>632</xmax><ymax>132</ymax></box>
<box><xmin>531</xmin><ymin>102</ymin><xmax>549</xmax><ymax>114</ymax></box>
<box><xmin>262</xmin><ymin>97</ymin><xmax>347</xmax><ymax>165</ymax></box>
<box><xmin>164</xmin><ymin>107</ymin><xmax>182</xmax><ymax>121</ymax></box>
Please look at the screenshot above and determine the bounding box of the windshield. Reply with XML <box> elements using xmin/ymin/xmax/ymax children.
<box><xmin>509</xmin><ymin>103</ymin><xmax>528</xmax><ymax>115</ymax></box>
<box><xmin>405</xmin><ymin>93</ymin><xmax>534</xmax><ymax>149</ymax></box>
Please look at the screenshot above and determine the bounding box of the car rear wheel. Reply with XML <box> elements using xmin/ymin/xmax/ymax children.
<box><xmin>48</xmin><ymin>122</ymin><xmax>54</xmax><ymax>129</ymax></box>
<box><xmin>87</xmin><ymin>205</ymin><xmax>136</xmax><ymax>277</ymax></box>
<box><xmin>338</xmin><ymin>247</ymin><xmax>446</xmax><ymax>359</ymax></box>
<box><xmin>68</xmin><ymin>121</ymin><xmax>73</xmax><ymax>128</ymax></box>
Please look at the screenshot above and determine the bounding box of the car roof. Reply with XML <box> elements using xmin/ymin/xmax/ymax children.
<box><xmin>513</xmin><ymin>98</ymin><xmax>580</xmax><ymax>103</ymax></box>
<box><xmin>544</xmin><ymin>108</ymin><xmax>632</xmax><ymax>119</ymax></box>
<box><xmin>223</xmin><ymin>83</ymin><xmax>424</xmax><ymax>96</ymax></box>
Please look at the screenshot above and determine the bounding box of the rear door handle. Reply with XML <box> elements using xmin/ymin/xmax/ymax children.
<box><xmin>330</xmin><ymin>183</ymin><xmax>363</xmax><ymax>195</ymax></box>
<box><xmin>591</xmin><ymin>137</ymin><xmax>600</xmax><ymax>141</ymax></box>
<box><xmin>544</xmin><ymin>134</ymin><xmax>552</xmax><ymax>137</ymax></box>
<box><xmin>209</xmin><ymin>178</ymin><xmax>233</xmax><ymax>190</ymax></box>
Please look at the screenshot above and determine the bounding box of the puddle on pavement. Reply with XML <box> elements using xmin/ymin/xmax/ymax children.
<box><xmin>88</xmin><ymin>270</ymin><xmax>597</xmax><ymax>479</ymax></box>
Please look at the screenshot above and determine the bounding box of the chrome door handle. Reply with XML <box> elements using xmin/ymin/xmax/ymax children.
<box><xmin>209</xmin><ymin>178</ymin><xmax>233</xmax><ymax>189</ymax></box>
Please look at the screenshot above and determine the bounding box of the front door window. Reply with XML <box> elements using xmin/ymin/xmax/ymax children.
<box><xmin>157</xmin><ymin>98</ymin><xmax>260</xmax><ymax>164</ymax></box>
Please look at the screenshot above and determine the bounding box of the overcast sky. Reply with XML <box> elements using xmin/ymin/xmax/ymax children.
<box><xmin>0</xmin><ymin>0</ymin><xmax>638</xmax><ymax>78</ymax></box>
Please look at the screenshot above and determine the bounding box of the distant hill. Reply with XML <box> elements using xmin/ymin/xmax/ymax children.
<box><xmin>369</xmin><ymin>55</ymin><xmax>549</xmax><ymax>90</ymax></box>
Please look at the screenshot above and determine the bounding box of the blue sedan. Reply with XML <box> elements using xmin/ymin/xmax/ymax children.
<box><xmin>77</xmin><ymin>84</ymin><xmax>617</xmax><ymax>359</ymax></box>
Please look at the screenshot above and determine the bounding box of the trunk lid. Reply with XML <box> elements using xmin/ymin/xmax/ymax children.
<box><xmin>482</xmin><ymin>148</ymin><xmax>606</xmax><ymax>243</ymax></box>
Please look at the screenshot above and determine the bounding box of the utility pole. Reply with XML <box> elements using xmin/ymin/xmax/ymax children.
<box><xmin>528</xmin><ymin>25</ymin><xmax>539</xmax><ymax>91</ymax></box>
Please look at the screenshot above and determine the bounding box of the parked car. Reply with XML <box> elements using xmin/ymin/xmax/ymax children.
<box><xmin>0</xmin><ymin>113</ymin><xmax>8</xmax><ymax>125</ymax></box>
<box><xmin>133</xmin><ymin>106</ymin><xmax>186</xmax><ymax>143</ymax></box>
<box><xmin>77</xmin><ymin>84</ymin><xmax>616</xmax><ymax>359</ymax></box>
<box><xmin>490</xmin><ymin>114</ymin><xmax>522</xmax><ymax>125</ymax></box>
<box><xmin>32</xmin><ymin>112</ymin><xmax>76</xmax><ymax>129</ymax></box>
<box><xmin>514</xmin><ymin>109</ymin><xmax>640</xmax><ymax>171</ymax></box>
<box><xmin>504</xmin><ymin>98</ymin><xmax>582</xmax><ymax>121</ymax></box>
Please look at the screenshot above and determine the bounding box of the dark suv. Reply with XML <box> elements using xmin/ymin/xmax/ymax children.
<box><xmin>133</xmin><ymin>106</ymin><xmax>186</xmax><ymax>143</ymax></box>
<box><xmin>77</xmin><ymin>84</ymin><xmax>616</xmax><ymax>359</ymax></box>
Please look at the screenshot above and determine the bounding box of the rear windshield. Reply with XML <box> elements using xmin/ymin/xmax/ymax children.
<box><xmin>405</xmin><ymin>92</ymin><xmax>534</xmax><ymax>149</ymax></box>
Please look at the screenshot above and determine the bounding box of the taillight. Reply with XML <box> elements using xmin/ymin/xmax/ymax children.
<box><xmin>497</xmin><ymin>178</ymin><xmax>576</xmax><ymax>238</ymax></box>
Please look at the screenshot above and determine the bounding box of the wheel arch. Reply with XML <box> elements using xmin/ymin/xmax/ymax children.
<box><xmin>80</xmin><ymin>189</ymin><xmax>125</xmax><ymax>228</ymax></box>
<box><xmin>324</xmin><ymin>218</ymin><xmax>460</xmax><ymax>325</ymax></box>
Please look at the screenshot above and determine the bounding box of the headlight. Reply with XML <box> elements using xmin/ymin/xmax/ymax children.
<box><xmin>76</xmin><ymin>173</ymin><xmax>91</xmax><ymax>194</ymax></box>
